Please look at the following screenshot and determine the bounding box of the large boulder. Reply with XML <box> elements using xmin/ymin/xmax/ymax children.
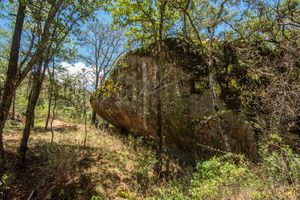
<box><xmin>90</xmin><ymin>39</ymin><xmax>257</xmax><ymax>164</ymax></box>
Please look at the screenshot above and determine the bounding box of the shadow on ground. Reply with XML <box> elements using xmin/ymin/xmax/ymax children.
<box><xmin>3</xmin><ymin>143</ymin><xmax>100</xmax><ymax>200</ymax></box>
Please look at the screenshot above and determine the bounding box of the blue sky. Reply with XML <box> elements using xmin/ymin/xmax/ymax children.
<box><xmin>75</xmin><ymin>9</ymin><xmax>113</xmax><ymax>59</ymax></box>
<box><xmin>96</xmin><ymin>9</ymin><xmax>113</xmax><ymax>23</ymax></box>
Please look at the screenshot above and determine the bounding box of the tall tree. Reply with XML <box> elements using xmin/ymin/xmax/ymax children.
<box><xmin>0</xmin><ymin>0</ymin><xmax>26</xmax><ymax>170</ymax></box>
<box><xmin>79</xmin><ymin>19</ymin><xmax>125</xmax><ymax>124</ymax></box>
<box><xmin>44</xmin><ymin>61</ymin><xmax>55</xmax><ymax>130</ymax></box>
<box><xmin>155</xmin><ymin>0</ymin><xmax>168</xmax><ymax>173</ymax></box>
<box><xmin>19</xmin><ymin>58</ymin><xmax>47</xmax><ymax>166</ymax></box>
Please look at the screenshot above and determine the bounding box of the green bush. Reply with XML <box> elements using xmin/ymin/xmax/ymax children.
<box><xmin>156</xmin><ymin>135</ymin><xmax>299</xmax><ymax>200</ymax></box>
<box><xmin>259</xmin><ymin>134</ymin><xmax>300</xmax><ymax>184</ymax></box>
<box><xmin>189</xmin><ymin>154</ymin><xmax>258</xmax><ymax>199</ymax></box>
<box><xmin>155</xmin><ymin>154</ymin><xmax>261</xmax><ymax>200</ymax></box>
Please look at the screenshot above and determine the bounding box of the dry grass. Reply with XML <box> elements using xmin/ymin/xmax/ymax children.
<box><xmin>1</xmin><ymin>119</ymin><xmax>180</xmax><ymax>200</ymax></box>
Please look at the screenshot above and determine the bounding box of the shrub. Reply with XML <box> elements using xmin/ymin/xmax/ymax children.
<box><xmin>259</xmin><ymin>134</ymin><xmax>300</xmax><ymax>184</ymax></box>
<box><xmin>155</xmin><ymin>179</ymin><xmax>190</xmax><ymax>200</ymax></box>
<box><xmin>134</xmin><ymin>150</ymin><xmax>157</xmax><ymax>191</ymax></box>
<box><xmin>189</xmin><ymin>154</ymin><xmax>258</xmax><ymax>199</ymax></box>
<box><xmin>157</xmin><ymin>135</ymin><xmax>300</xmax><ymax>199</ymax></box>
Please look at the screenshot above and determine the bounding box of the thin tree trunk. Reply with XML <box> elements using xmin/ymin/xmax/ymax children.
<box><xmin>26</xmin><ymin>77</ymin><xmax>32</xmax><ymax>98</ymax></box>
<box><xmin>207</xmin><ymin>29</ymin><xmax>230</xmax><ymax>152</ymax></box>
<box><xmin>83</xmin><ymin>90</ymin><xmax>88</xmax><ymax>148</ymax></box>
<box><xmin>0</xmin><ymin>2</ymin><xmax>26</xmax><ymax>170</ymax></box>
<box><xmin>19</xmin><ymin>60</ymin><xmax>47</xmax><ymax>166</ymax></box>
<box><xmin>91</xmin><ymin>73</ymin><xmax>99</xmax><ymax>125</ymax></box>
<box><xmin>0</xmin><ymin>86</ymin><xmax>2</xmax><ymax>104</ymax></box>
<box><xmin>155</xmin><ymin>61</ymin><xmax>163</xmax><ymax>173</ymax></box>
<box><xmin>50</xmin><ymin>89</ymin><xmax>57</xmax><ymax>145</ymax></box>
<box><xmin>155</xmin><ymin>0</ymin><xmax>167</xmax><ymax>174</ymax></box>
<box><xmin>83</xmin><ymin>112</ymin><xmax>88</xmax><ymax>148</ymax></box>
<box><xmin>183</xmin><ymin>13</ymin><xmax>187</xmax><ymax>37</ymax></box>
<box><xmin>155</xmin><ymin>51</ymin><xmax>165</xmax><ymax>174</ymax></box>
<box><xmin>182</xmin><ymin>0</ymin><xmax>190</xmax><ymax>38</ymax></box>
<box><xmin>91</xmin><ymin>111</ymin><xmax>97</xmax><ymax>125</ymax></box>
<box><xmin>45</xmin><ymin>66</ymin><xmax>54</xmax><ymax>130</ymax></box>
<box><xmin>45</xmin><ymin>85</ymin><xmax>53</xmax><ymax>130</ymax></box>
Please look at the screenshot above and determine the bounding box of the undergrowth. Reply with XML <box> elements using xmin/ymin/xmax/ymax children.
<box><xmin>154</xmin><ymin>134</ymin><xmax>299</xmax><ymax>200</ymax></box>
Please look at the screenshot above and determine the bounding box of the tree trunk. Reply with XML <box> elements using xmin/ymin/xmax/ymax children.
<box><xmin>182</xmin><ymin>0</ymin><xmax>190</xmax><ymax>38</ymax></box>
<box><xmin>51</xmin><ymin>88</ymin><xmax>57</xmax><ymax>145</ymax></box>
<box><xmin>83</xmin><ymin>109</ymin><xmax>88</xmax><ymax>148</ymax></box>
<box><xmin>207</xmin><ymin>29</ymin><xmax>230</xmax><ymax>152</ymax></box>
<box><xmin>0</xmin><ymin>1</ymin><xmax>26</xmax><ymax>170</ymax></box>
<box><xmin>155</xmin><ymin>55</ymin><xmax>163</xmax><ymax>173</ymax></box>
<box><xmin>31</xmin><ymin>115</ymin><xmax>35</xmax><ymax>128</ymax></box>
<box><xmin>83</xmin><ymin>89</ymin><xmax>88</xmax><ymax>148</ymax></box>
<box><xmin>91</xmin><ymin>111</ymin><xmax>97</xmax><ymax>125</ymax></box>
<box><xmin>0</xmin><ymin>87</ymin><xmax>2</xmax><ymax>104</ymax></box>
<box><xmin>19</xmin><ymin>60</ymin><xmax>47</xmax><ymax>166</ymax></box>
<box><xmin>45</xmin><ymin>66</ymin><xmax>54</xmax><ymax>130</ymax></box>
<box><xmin>11</xmin><ymin>91</ymin><xmax>16</xmax><ymax>120</ymax></box>
<box><xmin>91</xmin><ymin>73</ymin><xmax>99</xmax><ymax>125</ymax></box>
<box><xmin>26</xmin><ymin>77</ymin><xmax>32</xmax><ymax>97</ymax></box>
<box><xmin>45</xmin><ymin>85</ymin><xmax>53</xmax><ymax>130</ymax></box>
<box><xmin>155</xmin><ymin>0</ymin><xmax>167</xmax><ymax>174</ymax></box>
<box><xmin>50</xmin><ymin>78</ymin><xmax>58</xmax><ymax>146</ymax></box>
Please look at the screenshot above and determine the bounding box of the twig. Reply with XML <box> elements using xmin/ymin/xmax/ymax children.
<box><xmin>27</xmin><ymin>189</ymin><xmax>34</xmax><ymax>200</ymax></box>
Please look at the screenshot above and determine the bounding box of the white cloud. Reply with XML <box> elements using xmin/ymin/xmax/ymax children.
<box><xmin>57</xmin><ymin>62</ymin><xmax>105</xmax><ymax>91</ymax></box>
<box><xmin>58</xmin><ymin>62</ymin><xmax>94</xmax><ymax>85</ymax></box>
<box><xmin>60</xmin><ymin>62</ymin><xmax>91</xmax><ymax>76</ymax></box>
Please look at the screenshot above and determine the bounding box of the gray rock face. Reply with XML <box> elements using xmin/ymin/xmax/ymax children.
<box><xmin>90</xmin><ymin>40</ymin><xmax>257</xmax><ymax>164</ymax></box>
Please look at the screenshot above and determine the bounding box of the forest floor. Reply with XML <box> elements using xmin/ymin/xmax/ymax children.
<box><xmin>2</xmin><ymin>119</ymin><xmax>183</xmax><ymax>200</ymax></box>
<box><xmin>2</xmin><ymin>119</ymin><xmax>299</xmax><ymax>200</ymax></box>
